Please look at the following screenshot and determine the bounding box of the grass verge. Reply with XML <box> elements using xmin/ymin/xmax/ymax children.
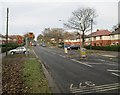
<box><xmin>23</xmin><ymin>57</ymin><xmax>51</xmax><ymax>93</ymax></box>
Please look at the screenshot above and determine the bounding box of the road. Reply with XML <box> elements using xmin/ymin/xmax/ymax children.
<box><xmin>33</xmin><ymin>46</ymin><xmax>119</xmax><ymax>94</ymax></box>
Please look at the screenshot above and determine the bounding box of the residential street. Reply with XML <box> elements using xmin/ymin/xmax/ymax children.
<box><xmin>33</xmin><ymin>46</ymin><xmax>119</xmax><ymax>94</ymax></box>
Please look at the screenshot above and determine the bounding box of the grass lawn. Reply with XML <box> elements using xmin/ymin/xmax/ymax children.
<box><xmin>23</xmin><ymin>57</ymin><xmax>51</xmax><ymax>93</ymax></box>
<box><xmin>2</xmin><ymin>47</ymin><xmax>51</xmax><ymax>94</ymax></box>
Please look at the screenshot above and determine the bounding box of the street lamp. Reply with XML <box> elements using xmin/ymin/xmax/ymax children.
<box><xmin>59</xmin><ymin>20</ymin><xmax>68</xmax><ymax>53</ymax></box>
<box><xmin>90</xmin><ymin>19</ymin><xmax>93</xmax><ymax>50</ymax></box>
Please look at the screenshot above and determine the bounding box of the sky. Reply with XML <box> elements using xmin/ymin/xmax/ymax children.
<box><xmin>1</xmin><ymin>0</ymin><xmax>119</xmax><ymax>40</ymax></box>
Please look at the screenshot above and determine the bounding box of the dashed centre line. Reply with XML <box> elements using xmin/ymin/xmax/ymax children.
<box><xmin>111</xmin><ymin>73</ymin><xmax>120</xmax><ymax>77</ymax></box>
<box><xmin>107</xmin><ymin>69</ymin><xmax>120</xmax><ymax>77</ymax></box>
<box><xmin>59</xmin><ymin>55</ymin><xmax>66</xmax><ymax>58</ymax></box>
<box><xmin>107</xmin><ymin>69</ymin><xmax>120</xmax><ymax>72</ymax></box>
<box><xmin>71</xmin><ymin>59</ymin><xmax>92</xmax><ymax>67</ymax></box>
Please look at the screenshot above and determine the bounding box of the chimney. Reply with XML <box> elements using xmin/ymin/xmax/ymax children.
<box><xmin>97</xmin><ymin>29</ymin><xmax>99</xmax><ymax>31</ymax></box>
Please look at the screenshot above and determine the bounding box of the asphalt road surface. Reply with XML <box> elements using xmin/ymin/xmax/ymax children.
<box><xmin>33</xmin><ymin>46</ymin><xmax>119</xmax><ymax>94</ymax></box>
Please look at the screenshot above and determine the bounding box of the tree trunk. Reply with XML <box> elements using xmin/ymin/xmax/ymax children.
<box><xmin>81</xmin><ymin>31</ymin><xmax>85</xmax><ymax>48</ymax></box>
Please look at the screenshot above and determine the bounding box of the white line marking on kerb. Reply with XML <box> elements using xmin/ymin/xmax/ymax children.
<box><xmin>106</xmin><ymin>64</ymin><xmax>116</xmax><ymax>66</ymax></box>
<box><xmin>111</xmin><ymin>73</ymin><xmax>120</xmax><ymax>77</ymax></box>
<box><xmin>38</xmin><ymin>60</ymin><xmax>41</xmax><ymax>63</ymax></box>
<box><xmin>71</xmin><ymin>59</ymin><xmax>92</xmax><ymax>67</ymax></box>
<box><xmin>33</xmin><ymin>49</ymin><xmax>38</xmax><ymax>58</ymax></box>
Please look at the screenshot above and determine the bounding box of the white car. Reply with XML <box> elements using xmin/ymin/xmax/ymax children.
<box><xmin>9</xmin><ymin>47</ymin><xmax>29</xmax><ymax>55</ymax></box>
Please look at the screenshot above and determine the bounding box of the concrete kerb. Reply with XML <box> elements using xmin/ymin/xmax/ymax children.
<box><xmin>32</xmin><ymin>49</ymin><xmax>60</xmax><ymax>93</ymax></box>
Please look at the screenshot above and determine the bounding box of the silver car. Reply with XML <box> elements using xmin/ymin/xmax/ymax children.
<box><xmin>9</xmin><ymin>47</ymin><xmax>29</xmax><ymax>55</ymax></box>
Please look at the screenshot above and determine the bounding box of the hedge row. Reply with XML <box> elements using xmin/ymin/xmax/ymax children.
<box><xmin>1</xmin><ymin>43</ymin><xmax>25</xmax><ymax>53</ymax></box>
<box><xmin>85</xmin><ymin>45</ymin><xmax>120</xmax><ymax>52</ymax></box>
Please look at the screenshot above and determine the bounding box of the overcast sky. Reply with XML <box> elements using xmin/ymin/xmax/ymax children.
<box><xmin>1</xmin><ymin>0</ymin><xmax>119</xmax><ymax>40</ymax></box>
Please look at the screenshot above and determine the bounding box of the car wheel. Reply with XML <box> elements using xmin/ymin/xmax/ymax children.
<box><xmin>24</xmin><ymin>51</ymin><xmax>26</xmax><ymax>54</ymax></box>
<box><xmin>11</xmin><ymin>52</ymin><xmax>15</xmax><ymax>55</ymax></box>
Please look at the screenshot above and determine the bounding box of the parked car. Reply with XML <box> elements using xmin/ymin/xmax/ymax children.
<box><xmin>69</xmin><ymin>44</ymin><xmax>80</xmax><ymax>50</ymax></box>
<box><xmin>32</xmin><ymin>43</ymin><xmax>37</xmax><ymax>46</ymax></box>
<box><xmin>9</xmin><ymin>46</ymin><xmax>29</xmax><ymax>55</ymax></box>
<box><xmin>58</xmin><ymin>44</ymin><xmax>64</xmax><ymax>48</ymax></box>
<box><xmin>42</xmin><ymin>44</ymin><xmax>46</xmax><ymax>47</ymax></box>
<box><xmin>64</xmin><ymin>44</ymin><xmax>71</xmax><ymax>50</ymax></box>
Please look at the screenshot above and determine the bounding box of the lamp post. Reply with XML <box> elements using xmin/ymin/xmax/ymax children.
<box><xmin>90</xmin><ymin>19</ymin><xmax>93</xmax><ymax>50</ymax></box>
<box><xmin>59</xmin><ymin>20</ymin><xmax>67</xmax><ymax>53</ymax></box>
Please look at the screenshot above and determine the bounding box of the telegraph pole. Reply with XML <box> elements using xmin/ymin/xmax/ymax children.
<box><xmin>90</xmin><ymin>19</ymin><xmax>93</xmax><ymax>50</ymax></box>
<box><xmin>6</xmin><ymin>8</ymin><xmax>9</xmax><ymax>56</ymax></box>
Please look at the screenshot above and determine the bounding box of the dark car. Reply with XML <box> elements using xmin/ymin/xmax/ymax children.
<box><xmin>42</xmin><ymin>44</ymin><xmax>46</xmax><ymax>47</ymax></box>
<box><xmin>69</xmin><ymin>44</ymin><xmax>80</xmax><ymax>50</ymax></box>
<box><xmin>64</xmin><ymin>44</ymin><xmax>71</xmax><ymax>50</ymax></box>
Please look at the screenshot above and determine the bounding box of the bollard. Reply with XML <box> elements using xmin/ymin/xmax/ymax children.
<box><xmin>80</xmin><ymin>48</ymin><xmax>87</xmax><ymax>58</ymax></box>
<box><xmin>64</xmin><ymin>47</ymin><xmax>68</xmax><ymax>54</ymax></box>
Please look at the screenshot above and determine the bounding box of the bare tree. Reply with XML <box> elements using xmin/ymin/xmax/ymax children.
<box><xmin>64</xmin><ymin>7</ymin><xmax>97</xmax><ymax>48</ymax></box>
<box><xmin>41</xmin><ymin>28</ymin><xmax>64</xmax><ymax>44</ymax></box>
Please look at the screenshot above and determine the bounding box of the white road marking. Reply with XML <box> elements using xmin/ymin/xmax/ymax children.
<box><xmin>52</xmin><ymin>52</ymin><xmax>56</xmax><ymax>55</ymax></box>
<box><xmin>98</xmin><ymin>59</ymin><xmax>105</xmax><ymax>62</ymax></box>
<box><xmin>87</xmin><ymin>62</ymin><xmax>102</xmax><ymax>65</ymax></box>
<box><xmin>111</xmin><ymin>73</ymin><xmax>120</xmax><ymax>77</ymax></box>
<box><xmin>70</xmin><ymin>83</ymin><xmax>120</xmax><ymax>94</ymax></box>
<box><xmin>71</xmin><ymin>59</ymin><xmax>92</xmax><ymax>67</ymax></box>
<box><xmin>107</xmin><ymin>69</ymin><xmax>120</xmax><ymax>77</ymax></box>
<box><xmin>106</xmin><ymin>63</ymin><xmax>116</xmax><ymax>66</ymax></box>
<box><xmin>107</xmin><ymin>69</ymin><xmax>120</xmax><ymax>72</ymax></box>
<box><xmin>59</xmin><ymin>55</ymin><xmax>66</xmax><ymax>58</ymax></box>
<box><xmin>70</xmin><ymin>84</ymin><xmax>78</xmax><ymax>89</ymax></box>
<box><xmin>102</xmin><ymin>55</ymin><xmax>116</xmax><ymax>57</ymax></box>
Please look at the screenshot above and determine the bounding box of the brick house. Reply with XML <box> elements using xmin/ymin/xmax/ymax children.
<box><xmin>85</xmin><ymin>29</ymin><xmax>111</xmax><ymax>46</ymax></box>
<box><xmin>110</xmin><ymin>27</ymin><xmax>120</xmax><ymax>45</ymax></box>
<box><xmin>0</xmin><ymin>34</ymin><xmax>6</xmax><ymax>45</ymax></box>
<box><xmin>8</xmin><ymin>35</ymin><xmax>23</xmax><ymax>44</ymax></box>
<box><xmin>64</xmin><ymin>28</ymin><xmax>120</xmax><ymax>47</ymax></box>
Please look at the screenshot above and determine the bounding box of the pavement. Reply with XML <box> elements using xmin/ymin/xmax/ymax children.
<box><xmin>88</xmin><ymin>50</ymin><xmax>119</xmax><ymax>58</ymax></box>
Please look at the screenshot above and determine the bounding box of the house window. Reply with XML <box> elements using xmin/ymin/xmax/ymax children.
<box><xmin>94</xmin><ymin>37</ymin><xmax>96</xmax><ymax>40</ymax></box>
<box><xmin>100</xmin><ymin>36</ymin><xmax>102</xmax><ymax>40</ymax></box>
<box><xmin>100</xmin><ymin>43</ymin><xmax>102</xmax><ymax>46</ymax></box>
<box><xmin>112</xmin><ymin>35</ymin><xmax>114</xmax><ymax>38</ymax></box>
<box><xmin>94</xmin><ymin>43</ymin><xmax>96</xmax><ymax>46</ymax></box>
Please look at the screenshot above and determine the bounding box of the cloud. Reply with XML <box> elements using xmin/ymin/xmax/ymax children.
<box><xmin>1</xmin><ymin>1</ymin><xmax>118</xmax><ymax>39</ymax></box>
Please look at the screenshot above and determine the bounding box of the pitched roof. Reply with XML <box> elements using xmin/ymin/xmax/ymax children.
<box><xmin>111</xmin><ymin>28</ymin><xmax>120</xmax><ymax>34</ymax></box>
<box><xmin>0</xmin><ymin>34</ymin><xmax>5</xmax><ymax>38</ymax></box>
<box><xmin>88</xmin><ymin>29</ymin><xmax>111</xmax><ymax>37</ymax></box>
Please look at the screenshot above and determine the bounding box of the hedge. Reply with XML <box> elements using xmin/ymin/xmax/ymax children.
<box><xmin>1</xmin><ymin>43</ymin><xmax>25</xmax><ymax>53</ymax></box>
<box><xmin>84</xmin><ymin>45</ymin><xmax>120</xmax><ymax>52</ymax></box>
